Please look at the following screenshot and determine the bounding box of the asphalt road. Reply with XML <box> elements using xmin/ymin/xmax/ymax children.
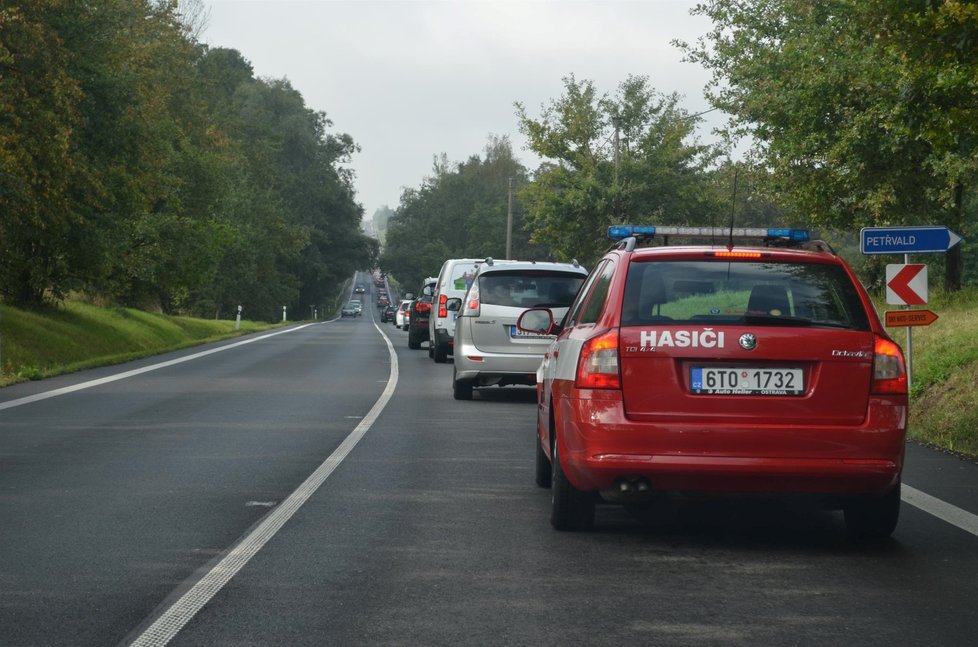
<box><xmin>2</xmin><ymin>293</ymin><xmax>977</xmax><ymax>646</ymax></box>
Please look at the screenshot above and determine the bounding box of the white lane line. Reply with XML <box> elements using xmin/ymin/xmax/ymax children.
<box><xmin>0</xmin><ymin>324</ymin><xmax>317</xmax><ymax>412</ymax></box>
<box><xmin>127</xmin><ymin>321</ymin><xmax>398</xmax><ymax>647</ymax></box>
<box><xmin>903</xmin><ymin>483</ymin><xmax>978</xmax><ymax>537</ymax></box>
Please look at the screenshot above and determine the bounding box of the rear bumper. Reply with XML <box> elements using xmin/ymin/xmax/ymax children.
<box><xmin>454</xmin><ymin>338</ymin><xmax>544</xmax><ymax>384</ymax></box>
<box><xmin>556</xmin><ymin>392</ymin><xmax>907</xmax><ymax>496</ymax></box>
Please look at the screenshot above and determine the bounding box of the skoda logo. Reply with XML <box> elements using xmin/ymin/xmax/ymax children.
<box><xmin>739</xmin><ymin>333</ymin><xmax>757</xmax><ymax>351</ymax></box>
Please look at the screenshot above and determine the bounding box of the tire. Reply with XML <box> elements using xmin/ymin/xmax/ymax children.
<box><xmin>535</xmin><ymin>429</ymin><xmax>552</xmax><ymax>488</ymax></box>
<box><xmin>433</xmin><ymin>339</ymin><xmax>448</xmax><ymax>363</ymax></box>
<box><xmin>550</xmin><ymin>438</ymin><xmax>594</xmax><ymax>531</ymax></box>
<box><xmin>428</xmin><ymin>343</ymin><xmax>434</xmax><ymax>359</ymax></box>
<box><xmin>408</xmin><ymin>326</ymin><xmax>421</xmax><ymax>349</ymax></box>
<box><xmin>452</xmin><ymin>368</ymin><xmax>473</xmax><ymax>400</ymax></box>
<box><xmin>844</xmin><ymin>482</ymin><xmax>901</xmax><ymax>541</ymax></box>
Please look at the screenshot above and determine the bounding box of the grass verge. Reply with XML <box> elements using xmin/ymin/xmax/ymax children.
<box><xmin>882</xmin><ymin>287</ymin><xmax>978</xmax><ymax>457</ymax></box>
<box><xmin>0</xmin><ymin>301</ymin><xmax>279</xmax><ymax>387</ymax></box>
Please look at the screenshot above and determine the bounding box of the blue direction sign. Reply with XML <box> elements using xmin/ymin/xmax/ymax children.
<box><xmin>860</xmin><ymin>226</ymin><xmax>963</xmax><ymax>254</ymax></box>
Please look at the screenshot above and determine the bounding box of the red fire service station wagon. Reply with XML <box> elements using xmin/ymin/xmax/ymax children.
<box><xmin>518</xmin><ymin>225</ymin><xmax>908</xmax><ymax>539</ymax></box>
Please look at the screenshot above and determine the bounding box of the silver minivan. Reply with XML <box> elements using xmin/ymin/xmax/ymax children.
<box><xmin>452</xmin><ymin>259</ymin><xmax>587</xmax><ymax>400</ymax></box>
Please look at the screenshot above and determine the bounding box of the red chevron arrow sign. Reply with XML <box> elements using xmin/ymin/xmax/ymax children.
<box><xmin>886</xmin><ymin>264</ymin><xmax>928</xmax><ymax>305</ymax></box>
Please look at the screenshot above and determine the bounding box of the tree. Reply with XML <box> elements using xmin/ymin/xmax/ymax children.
<box><xmin>516</xmin><ymin>75</ymin><xmax>722</xmax><ymax>264</ymax></box>
<box><xmin>0</xmin><ymin>3</ymin><xmax>83</xmax><ymax>306</ymax></box>
<box><xmin>678</xmin><ymin>0</ymin><xmax>978</xmax><ymax>289</ymax></box>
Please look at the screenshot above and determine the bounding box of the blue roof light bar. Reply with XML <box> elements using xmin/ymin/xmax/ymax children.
<box><xmin>608</xmin><ymin>225</ymin><xmax>810</xmax><ymax>242</ymax></box>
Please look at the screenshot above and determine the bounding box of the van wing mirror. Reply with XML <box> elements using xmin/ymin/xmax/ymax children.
<box><xmin>446</xmin><ymin>297</ymin><xmax>462</xmax><ymax>312</ymax></box>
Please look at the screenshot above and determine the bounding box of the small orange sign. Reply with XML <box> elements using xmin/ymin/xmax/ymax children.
<box><xmin>885</xmin><ymin>310</ymin><xmax>939</xmax><ymax>327</ymax></box>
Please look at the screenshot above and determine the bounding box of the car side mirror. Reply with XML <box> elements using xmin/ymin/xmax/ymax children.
<box><xmin>517</xmin><ymin>308</ymin><xmax>555</xmax><ymax>335</ymax></box>
<box><xmin>446</xmin><ymin>297</ymin><xmax>462</xmax><ymax>312</ymax></box>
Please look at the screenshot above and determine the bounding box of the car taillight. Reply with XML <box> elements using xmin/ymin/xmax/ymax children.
<box><xmin>871</xmin><ymin>335</ymin><xmax>907</xmax><ymax>395</ymax></box>
<box><xmin>417</xmin><ymin>301</ymin><xmax>431</xmax><ymax>314</ymax></box>
<box><xmin>439</xmin><ymin>293</ymin><xmax>447</xmax><ymax>318</ymax></box>
<box><xmin>462</xmin><ymin>282</ymin><xmax>481</xmax><ymax>317</ymax></box>
<box><xmin>575</xmin><ymin>329</ymin><xmax>620</xmax><ymax>389</ymax></box>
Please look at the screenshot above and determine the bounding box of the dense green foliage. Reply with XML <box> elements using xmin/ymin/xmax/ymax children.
<box><xmin>516</xmin><ymin>75</ymin><xmax>734</xmax><ymax>263</ymax></box>
<box><xmin>0</xmin><ymin>1</ymin><xmax>375</xmax><ymax>319</ymax></box>
<box><xmin>678</xmin><ymin>0</ymin><xmax>978</xmax><ymax>289</ymax></box>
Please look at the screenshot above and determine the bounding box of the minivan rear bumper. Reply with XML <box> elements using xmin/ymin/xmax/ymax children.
<box><xmin>454</xmin><ymin>337</ymin><xmax>545</xmax><ymax>383</ymax></box>
<box><xmin>556</xmin><ymin>390</ymin><xmax>907</xmax><ymax>495</ymax></box>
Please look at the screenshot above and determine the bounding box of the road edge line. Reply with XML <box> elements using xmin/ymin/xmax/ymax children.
<box><xmin>903</xmin><ymin>483</ymin><xmax>978</xmax><ymax>537</ymax></box>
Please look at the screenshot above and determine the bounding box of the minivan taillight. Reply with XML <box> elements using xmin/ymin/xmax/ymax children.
<box><xmin>575</xmin><ymin>329</ymin><xmax>620</xmax><ymax>389</ymax></box>
<box><xmin>871</xmin><ymin>335</ymin><xmax>907</xmax><ymax>395</ymax></box>
<box><xmin>462</xmin><ymin>282</ymin><xmax>481</xmax><ymax>317</ymax></box>
<box><xmin>416</xmin><ymin>301</ymin><xmax>432</xmax><ymax>314</ymax></box>
<box><xmin>438</xmin><ymin>293</ymin><xmax>447</xmax><ymax>318</ymax></box>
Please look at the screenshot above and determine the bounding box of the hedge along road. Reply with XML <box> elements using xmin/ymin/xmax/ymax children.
<box><xmin>1</xmin><ymin>305</ymin><xmax>978</xmax><ymax>645</ymax></box>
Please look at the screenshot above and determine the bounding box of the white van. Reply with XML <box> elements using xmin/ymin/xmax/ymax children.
<box><xmin>429</xmin><ymin>258</ymin><xmax>488</xmax><ymax>362</ymax></box>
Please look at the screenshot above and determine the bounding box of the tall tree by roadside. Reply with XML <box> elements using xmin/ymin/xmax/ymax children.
<box><xmin>678</xmin><ymin>0</ymin><xmax>978</xmax><ymax>290</ymax></box>
<box><xmin>0</xmin><ymin>2</ymin><xmax>82</xmax><ymax>306</ymax></box>
<box><xmin>516</xmin><ymin>75</ymin><xmax>721</xmax><ymax>264</ymax></box>
<box><xmin>1</xmin><ymin>1</ymin><xmax>374</xmax><ymax>318</ymax></box>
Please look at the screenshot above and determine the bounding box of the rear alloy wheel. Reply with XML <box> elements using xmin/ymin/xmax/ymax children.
<box><xmin>550</xmin><ymin>438</ymin><xmax>594</xmax><ymax>530</ymax></box>
<box><xmin>452</xmin><ymin>368</ymin><xmax>473</xmax><ymax>400</ymax></box>
<box><xmin>844</xmin><ymin>482</ymin><xmax>901</xmax><ymax>541</ymax></box>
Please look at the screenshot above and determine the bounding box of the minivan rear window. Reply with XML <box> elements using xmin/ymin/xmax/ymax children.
<box><xmin>621</xmin><ymin>260</ymin><xmax>870</xmax><ymax>330</ymax></box>
<box><xmin>479</xmin><ymin>270</ymin><xmax>585</xmax><ymax>308</ymax></box>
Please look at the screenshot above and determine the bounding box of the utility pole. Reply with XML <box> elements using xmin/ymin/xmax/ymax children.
<box><xmin>611</xmin><ymin>110</ymin><xmax>621</xmax><ymax>219</ymax></box>
<box><xmin>612</xmin><ymin>112</ymin><xmax>621</xmax><ymax>186</ymax></box>
<box><xmin>506</xmin><ymin>177</ymin><xmax>514</xmax><ymax>259</ymax></box>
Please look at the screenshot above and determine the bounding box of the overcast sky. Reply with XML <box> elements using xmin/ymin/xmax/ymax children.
<box><xmin>198</xmin><ymin>0</ymin><xmax>723</xmax><ymax>220</ymax></box>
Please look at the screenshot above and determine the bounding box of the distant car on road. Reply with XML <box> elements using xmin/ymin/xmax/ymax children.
<box><xmin>381</xmin><ymin>305</ymin><xmax>397</xmax><ymax>323</ymax></box>
<box><xmin>340</xmin><ymin>303</ymin><xmax>358</xmax><ymax>318</ymax></box>
<box><xmin>408</xmin><ymin>277</ymin><xmax>437</xmax><ymax>349</ymax></box>
<box><xmin>395</xmin><ymin>299</ymin><xmax>412</xmax><ymax>330</ymax></box>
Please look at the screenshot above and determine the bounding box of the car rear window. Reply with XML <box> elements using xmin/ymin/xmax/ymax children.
<box><xmin>479</xmin><ymin>270</ymin><xmax>585</xmax><ymax>308</ymax></box>
<box><xmin>621</xmin><ymin>260</ymin><xmax>870</xmax><ymax>330</ymax></box>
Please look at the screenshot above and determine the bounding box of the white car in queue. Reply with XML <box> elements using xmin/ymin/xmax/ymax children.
<box><xmin>395</xmin><ymin>299</ymin><xmax>412</xmax><ymax>330</ymax></box>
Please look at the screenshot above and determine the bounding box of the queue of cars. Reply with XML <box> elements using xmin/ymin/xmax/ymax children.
<box><xmin>356</xmin><ymin>224</ymin><xmax>909</xmax><ymax>539</ymax></box>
